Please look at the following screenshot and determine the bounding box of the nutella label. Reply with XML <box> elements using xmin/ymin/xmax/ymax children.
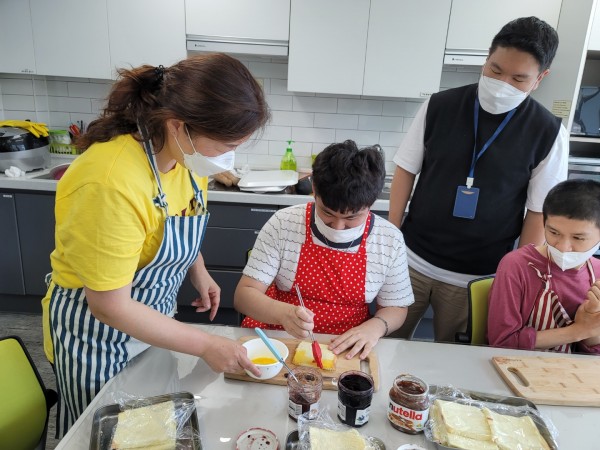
<box><xmin>388</xmin><ymin>399</ymin><xmax>429</xmax><ymax>432</ymax></box>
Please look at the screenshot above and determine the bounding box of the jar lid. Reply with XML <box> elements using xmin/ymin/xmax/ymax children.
<box><xmin>236</xmin><ymin>427</ymin><xmax>279</xmax><ymax>450</ymax></box>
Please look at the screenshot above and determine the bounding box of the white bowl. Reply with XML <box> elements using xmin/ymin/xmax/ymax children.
<box><xmin>243</xmin><ymin>338</ymin><xmax>289</xmax><ymax>380</ymax></box>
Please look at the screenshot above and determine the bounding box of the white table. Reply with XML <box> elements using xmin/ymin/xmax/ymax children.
<box><xmin>56</xmin><ymin>325</ymin><xmax>598</xmax><ymax>449</ymax></box>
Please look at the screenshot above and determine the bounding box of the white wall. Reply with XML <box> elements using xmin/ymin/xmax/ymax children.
<box><xmin>0</xmin><ymin>56</ymin><xmax>480</xmax><ymax>173</ymax></box>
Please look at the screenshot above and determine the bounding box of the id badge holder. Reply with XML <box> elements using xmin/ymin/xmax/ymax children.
<box><xmin>453</xmin><ymin>185</ymin><xmax>479</xmax><ymax>219</ymax></box>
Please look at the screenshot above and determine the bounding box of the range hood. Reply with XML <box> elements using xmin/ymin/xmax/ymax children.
<box><xmin>444</xmin><ymin>49</ymin><xmax>487</xmax><ymax>66</ymax></box>
<box><xmin>186</xmin><ymin>35</ymin><xmax>288</xmax><ymax>57</ymax></box>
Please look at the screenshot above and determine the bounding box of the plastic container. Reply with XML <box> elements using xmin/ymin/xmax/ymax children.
<box><xmin>280</xmin><ymin>140</ymin><xmax>297</xmax><ymax>171</ymax></box>
<box><xmin>48</xmin><ymin>129</ymin><xmax>79</xmax><ymax>155</ymax></box>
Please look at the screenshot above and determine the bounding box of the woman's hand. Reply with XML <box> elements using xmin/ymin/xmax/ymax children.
<box><xmin>328</xmin><ymin>318</ymin><xmax>386</xmax><ymax>360</ymax></box>
<box><xmin>189</xmin><ymin>254</ymin><xmax>221</xmax><ymax>320</ymax></box>
<box><xmin>199</xmin><ymin>334</ymin><xmax>261</xmax><ymax>377</ymax></box>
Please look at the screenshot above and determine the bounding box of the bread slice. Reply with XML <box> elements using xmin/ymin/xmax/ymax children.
<box><xmin>111</xmin><ymin>401</ymin><xmax>177</xmax><ymax>450</ymax></box>
<box><xmin>292</xmin><ymin>340</ymin><xmax>336</xmax><ymax>371</ymax></box>
<box><xmin>483</xmin><ymin>408</ymin><xmax>550</xmax><ymax>450</ymax></box>
<box><xmin>309</xmin><ymin>426</ymin><xmax>367</xmax><ymax>450</ymax></box>
<box><xmin>437</xmin><ymin>399</ymin><xmax>493</xmax><ymax>442</ymax></box>
<box><xmin>431</xmin><ymin>401</ymin><xmax>498</xmax><ymax>450</ymax></box>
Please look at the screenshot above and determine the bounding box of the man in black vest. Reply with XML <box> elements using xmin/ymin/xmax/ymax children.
<box><xmin>388</xmin><ymin>17</ymin><xmax>568</xmax><ymax>342</ymax></box>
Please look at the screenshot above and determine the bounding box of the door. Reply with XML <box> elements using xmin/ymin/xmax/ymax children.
<box><xmin>185</xmin><ymin>0</ymin><xmax>290</xmax><ymax>41</ymax></box>
<box><xmin>30</xmin><ymin>0</ymin><xmax>111</xmax><ymax>79</ymax></box>
<box><xmin>288</xmin><ymin>0</ymin><xmax>370</xmax><ymax>95</ymax></box>
<box><xmin>446</xmin><ymin>0</ymin><xmax>562</xmax><ymax>53</ymax></box>
<box><xmin>0</xmin><ymin>0</ymin><xmax>36</xmax><ymax>74</ymax></box>
<box><xmin>363</xmin><ymin>0</ymin><xmax>451</xmax><ymax>99</ymax></box>
<box><xmin>15</xmin><ymin>193</ymin><xmax>55</xmax><ymax>296</ymax></box>
<box><xmin>0</xmin><ymin>193</ymin><xmax>25</xmax><ymax>295</ymax></box>
<box><xmin>107</xmin><ymin>0</ymin><xmax>187</xmax><ymax>75</ymax></box>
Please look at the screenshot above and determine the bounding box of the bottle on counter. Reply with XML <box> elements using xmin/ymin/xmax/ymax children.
<box><xmin>387</xmin><ymin>373</ymin><xmax>430</xmax><ymax>434</ymax></box>
<box><xmin>280</xmin><ymin>140</ymin><xmax>297</xmax><ymax>171</ymax></box>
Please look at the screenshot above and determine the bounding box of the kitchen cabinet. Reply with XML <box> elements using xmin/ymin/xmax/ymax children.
<box><xmin>288</xmin><ymin>0</ymin><xmax>369</xmax><ymax>95</ymax></box>
<box><xmin>107</xmin><ymin>0</ymin><xmax>187</xmax><ymax>74</ymax></box>
<box><xmin>0</xmin><ymin>0</ymin><xmax>36</xmax><ymax>75</ymax></box>
<box><xmin>185</xmin><ymin>0</ymin><xmax>290</xmax><ymax>42</ymax></box>
<box><xmin>588</xmin><ymin>3</ymin><xmax>600</xmax><ymax>51</ymax></box>
<box><xmin>175</xmin><ymin>202</ymin><xmax>278</xmax><ymax>326</ymax></box>
<box><xmin>363</xmin><ymin>0</ymin><xmax>451</xmax><ymax>98</ymax></box>
<box><xmin>14</xmin><ymin>192</ymin><xmax>55</xmax><ymax>296</ymax></box>
<box><xmin>0</xmin><ymin>193</ymin><xmax>26</xmax><ymax>295</ymax></box>
<box><xmin>446</xmin><ymin>0</ymin><xmax>562</xmax><ymax>54</ymax></box>
<box><xmin>30</xmin><ymin>0</ymin><xmax>111</xmax><ymax>79</ymax></box>
<box><xmin>288</xmin><ymin>0</ymin><xmax>451</xmax><ymax>98</ymax></box>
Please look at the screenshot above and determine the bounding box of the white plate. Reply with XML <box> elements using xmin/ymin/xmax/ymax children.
<box><xmin>236</xmin><ymin>427</ymin><xmax>279</xmax><ymax>450</ymax></box>
<box><xmin>238</xmin><ymin>170</ymin><xmax>298</xmax><ymax>188</ymax></box>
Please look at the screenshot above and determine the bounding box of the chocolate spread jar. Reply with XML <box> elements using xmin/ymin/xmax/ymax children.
<box><xmin>387</xmin><ymin>374</ymin><xmax>430</xmax><ymax>434</ymax></box>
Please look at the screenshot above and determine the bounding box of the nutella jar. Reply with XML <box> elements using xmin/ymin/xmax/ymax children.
<box><xmin>387</xmin><ymin>374</ymin><xmax>430</xmax><ymax>434</ymax></box>
<box><xmin>288</xmin><ymin>367</ymin><xmax>322</xmax><ymax>420</ymax></box>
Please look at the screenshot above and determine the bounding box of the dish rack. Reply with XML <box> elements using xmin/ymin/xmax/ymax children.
<box><xmin>48</xmin><ymin>129</ymin><xmax>81</xmax><ymax>155</ymax></box>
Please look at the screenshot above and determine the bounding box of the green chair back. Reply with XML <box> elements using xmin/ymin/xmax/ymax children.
<box><xmin>468</xmin><ymin>276</ymin><xmax>495</xmax><ymax>345</ymax></box>
<box><xmin>0</xmin><ymin>336</ymin><xmax>54</xmax><ymax>450</ymax></box>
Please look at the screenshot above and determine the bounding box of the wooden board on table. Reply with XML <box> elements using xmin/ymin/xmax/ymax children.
<box><xmin>224</xmin><ymin>336</ymin><xmax>380</xmax><ymax>391</ymax></box>
<box><xmin>492</xmin><ymin>355</ymin><xmax>600</xmax><ymax>407</ymax></box>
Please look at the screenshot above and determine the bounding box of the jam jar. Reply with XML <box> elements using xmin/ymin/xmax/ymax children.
<box><xmin>387</xmin><ymin>374</ymin><xmax>430</xmax><ymax>434</ymax></box>
<box><xmin>288</xmin><ymin>367</ymin><xmax>322</xmax><ymax>420</ymax></box>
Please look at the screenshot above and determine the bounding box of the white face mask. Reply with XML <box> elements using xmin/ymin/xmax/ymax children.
<box><xmin>547</xmin><ymin>242</ymin><xmax>600</xmax><ymax>271</ymax></box>
<box><xmin>477</xmin><ymin>74</ymin><xmax>531</xmax><ymax>114</ymax></box>
<box><xmin>314</xmin><ymin>210</ymin><xmax>366</xmax><ymax>244</ymax></box>
<box><xmin>173</xmin><ymin>126</ymin><xmax>235</xmax><ymax>177</ymax></box>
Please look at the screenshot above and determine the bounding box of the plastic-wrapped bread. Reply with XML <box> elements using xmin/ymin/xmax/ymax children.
<box><xmin>110</xmin><ymin>401</ymin><xmax>176</xmax><ymax>450</ymax></box>
<box><xmin>483</xmin><ymin>408</ymin><xmax>550</xmax><ymax>450</ymax></box>
<box><xmin>309</xmin><ymin>426</ymin><xmax>368</xmax><ymax>450</ymax></box>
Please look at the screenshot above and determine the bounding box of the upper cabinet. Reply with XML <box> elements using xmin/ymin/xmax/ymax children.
<box><xmin>107</xmin><ymin>0</ymin><xmax>187</xmax><ymax>75</ymax></box>
<box><xmin>30</xmin><ymin>0</ymin><xmax>112</xmax><ymax>79</ymax></box>
<box><xmin>588</xmin><ymin>3</ymin><xmax>600</xmax><ymax>51</ymax></box>
<box><xmin>446</xmin><ymin>0</ymin><xmax>562</xmax><ymax>53</ymax></box>
<box><xmin>288</xmin><ymin>0</ymin><xmax>370</xmax><ymax>95</ymax></box>
<box><xmin>0</xmin><ymin>0</ymin><xmax>36</xmax><ymax>75</ymax></box>
<box><xmin>185</xmin><ymin>0</ymin><xmax>290</xmax><ymax>41</ymax></box>
<box><xmin>363</xmin><ymin>0</ymin><xmax>451</xmax><ymax>98</ymax></box>
<box><xmin>288</xmin><ymin>0</ymin><xmax>451</xmax><ymax>98</ymax></box>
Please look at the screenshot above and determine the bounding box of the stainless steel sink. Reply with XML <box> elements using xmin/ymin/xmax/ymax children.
<box><xmin>28</xmin><ymin>163</ymin><xmax>71</xmax><ymax>180</ymax></box>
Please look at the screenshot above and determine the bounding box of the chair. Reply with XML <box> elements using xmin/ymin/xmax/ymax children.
<box><xmin>0</xmin><ymin>335</ymin><xmax>58</xmax><ymax>450</ymax></box>
<box><xmin>455</xmin><ymin>276</ymin><xmax>495</xmax><ymax>345</ymax></box>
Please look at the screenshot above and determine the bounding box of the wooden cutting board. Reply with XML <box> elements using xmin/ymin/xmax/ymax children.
<box><xmin>492</xmin><ymin>355</ymin><xmax>600</xmax><ymax>406</ymax></box>
<box><xmin>224</xmin><ymin>336</ymin><xmax>380</xmax><ymax>391</ymax></box>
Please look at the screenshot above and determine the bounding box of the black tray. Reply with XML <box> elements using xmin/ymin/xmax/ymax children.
<box><xmin>89</xmin><ymin>391</ymin><xmax>201</xmax><ymax>450</ymax></box>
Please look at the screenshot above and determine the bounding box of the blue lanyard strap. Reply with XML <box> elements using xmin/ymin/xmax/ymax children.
<box><xmin>469</xmin><ymin>98</ymin><xmax>516</xmax><ymax>185</ymax></box>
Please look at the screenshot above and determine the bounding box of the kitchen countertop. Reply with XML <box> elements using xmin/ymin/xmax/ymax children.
<box><xmin>0</xmin><ymin>155</ymin><xmax>391</xmax><ymax>211</ymax></box>
<box><xmin>55</xmin><ymin>324</ymin><xmax>598</xmax><ymax>450</ymax></box>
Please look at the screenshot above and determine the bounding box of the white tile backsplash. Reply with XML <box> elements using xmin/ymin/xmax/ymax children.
<box><xmin>0</xmin><ymin>60</ymin><xmax>476</xmax><ymax>171</ymax></box>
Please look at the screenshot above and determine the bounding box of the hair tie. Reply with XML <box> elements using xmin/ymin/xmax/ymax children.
<box><xmin>154</xmin><ymin>65</ymin><xmax>165</xmax><ymax>83</ymax></box>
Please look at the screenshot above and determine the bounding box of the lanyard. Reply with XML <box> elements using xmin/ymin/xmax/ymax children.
<box><xmin>467</xmin><ymin>98</ymin><xmax>516</xmax><ymax>188</ymax></box>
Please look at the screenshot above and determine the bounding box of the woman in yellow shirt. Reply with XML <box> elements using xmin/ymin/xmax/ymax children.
<box><xmin>42</xmin><ymin>53</ymin><xmax>269</xmax><ymax>434</ymax></box>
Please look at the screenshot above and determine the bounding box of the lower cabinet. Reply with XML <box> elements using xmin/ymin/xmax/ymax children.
<box><xmin>175</xmin><ymin>201</ymin><xmax>279</xmax><ymax>326</ymax></box>
<box><xmin>0</xmin><ymin>192</ymin><xmax>26</xmax><ymax>295</ymax></box>
<box><xmin>15</xmin><ymin>192</ymin><xmax>56</xmax><ymax>296</ymax></box>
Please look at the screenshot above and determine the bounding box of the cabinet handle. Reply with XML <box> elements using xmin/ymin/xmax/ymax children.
<box><xmin>250</xmin><ymin>208</ymin><xmax>277</xmax><ymax>214</ymax></box>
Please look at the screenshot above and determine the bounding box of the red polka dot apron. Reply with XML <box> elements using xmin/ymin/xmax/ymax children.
<box><xmin>527</xmin><ymin>256</ymin><xmax>596</xmax><ymax>353</ymax></box>
<box><xmin>242</xmin><ymin>203</ymin><xmax>370</xmax><ymax>334</ymax></box>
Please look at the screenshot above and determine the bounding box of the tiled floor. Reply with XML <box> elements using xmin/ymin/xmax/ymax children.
<box><xmin>1</xmin><ymin>312</ymin><xmax>59</xmax><ymax>449</ymax></box>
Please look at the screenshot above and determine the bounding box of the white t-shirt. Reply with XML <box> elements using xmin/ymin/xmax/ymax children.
<box><xmin>393</xmin><ymin>99</ymin><xmax>569</xmax><ymax>287</ymax></box>
<box><xmin>243</xmin><ymin>204</ymin><xmax>414</xmax><ymax>307</ymax></box>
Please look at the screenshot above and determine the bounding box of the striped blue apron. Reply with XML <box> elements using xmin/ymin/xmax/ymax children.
<box><xmin>49</xmin><ymin>138</ymin><xmax>209</xmax><ymax>435</ymax></box>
